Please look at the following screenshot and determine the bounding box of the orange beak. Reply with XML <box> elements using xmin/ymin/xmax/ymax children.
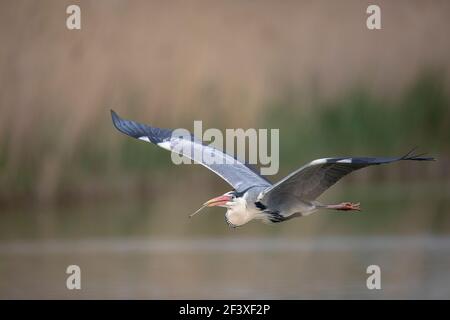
<box><xmin>203</xmin><ymin>194</ymin><xmax>232</xmax><ymax>207</ymax></box>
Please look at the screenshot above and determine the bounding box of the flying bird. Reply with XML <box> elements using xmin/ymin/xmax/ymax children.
<box><xmin>111</xmin><ymin>110</ymin><xmax>434</xmax><ymax>228</ymax></box>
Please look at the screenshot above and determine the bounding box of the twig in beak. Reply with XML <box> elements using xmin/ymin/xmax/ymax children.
<box><xmin>189</xmin><ymin>205</ymin><xmax>207</xmax><ymax>218</ymax></box>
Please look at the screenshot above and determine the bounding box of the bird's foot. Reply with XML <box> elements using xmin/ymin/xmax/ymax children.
<box><xmin>327</xmin><ymin>202</ymin><xmax>361</xmax><ymax>212</ymax></box>
<box><xmin>339</xmin><ymin>202</ymin><xmax>360</xmax><ymax>211</ymax></box>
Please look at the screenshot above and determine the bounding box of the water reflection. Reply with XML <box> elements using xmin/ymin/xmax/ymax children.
<box><xmin>0</xmin><ymin>184</ymin><xmax>449</xmax><ymax>299</ymax></box>
<box><xmin>1</xmin><ymin>236</ymin><xmax>450</xmax><ymax>299</ymax></box>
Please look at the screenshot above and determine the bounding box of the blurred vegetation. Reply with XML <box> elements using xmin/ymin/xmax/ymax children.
<box><xmin>265</xmin><ymin>72</ymin><xmax>449</xmax><ymax>169</ymax></box>
<box><xmin>0</xmin><ymin>1</ymin><xmax>449</xmax><ymax>208</ymax></box>
<box><xmin>0</xmin><ymin>71</ymin><xmax>448</xmax><ymax>207</ymax></box>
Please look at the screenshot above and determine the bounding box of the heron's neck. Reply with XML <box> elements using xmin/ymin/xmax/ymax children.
<box><xmin>226</xmin><ymin>196</ymin><xmax>263</xmax><ymax>226</ymax></box>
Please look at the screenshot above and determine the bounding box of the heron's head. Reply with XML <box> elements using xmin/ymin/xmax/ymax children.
<box><xmin>205</xmin><ymin>191</ymin><xmax>250</xmax><ymax>227</ymax></box>
<box><xmin>203</xmin><ymin>191</ymin><xmax>237</xmax><ymax>208</ymax></box>
<box><xmin>189</xmin><ymin>191</ymin><xmax>238</xmax><ymax>218</ymax></box>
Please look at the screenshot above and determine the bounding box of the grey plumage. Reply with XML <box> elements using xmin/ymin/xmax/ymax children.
<box><xmin>259</xmin><ymin>152</ymin><xmax>434</xmax><ymax>217</ymax></box>
<box><xmin>111</xmin><ymin>110</ymin><xmax>270</xmax><ymax>193</ymax></box>
<box><xmin>111</xmin><ymin>110</ymin><xmax>435</xmax><ymax>227</ymax></box>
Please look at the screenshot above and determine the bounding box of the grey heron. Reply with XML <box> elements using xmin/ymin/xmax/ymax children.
<box><xmin>111</xmin><ymin>110</ymin><xmax>434</xmax><ymax>228</ymax></box>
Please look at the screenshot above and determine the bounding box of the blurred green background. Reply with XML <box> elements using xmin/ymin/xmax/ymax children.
<box><xmin>0</xmin><ymin>0</ymin><xmax>449</xmax><ymax>299</ymax></box>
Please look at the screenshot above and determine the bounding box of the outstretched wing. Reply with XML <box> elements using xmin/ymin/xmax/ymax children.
<box><xmin>260</xmin><ymin>151</ymin><xmax>434</xmax><ymax>207</ymax></box>
<box><xmin>111</xmin><ymin>110</ymin><xmax>271</xmax><ymax>192</ymax></box>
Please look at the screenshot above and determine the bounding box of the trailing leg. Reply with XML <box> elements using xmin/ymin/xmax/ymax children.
<box><xmin>325</xmin><ymin>202</ymin><xmax>361</xmax><ymax>211</ymax></box>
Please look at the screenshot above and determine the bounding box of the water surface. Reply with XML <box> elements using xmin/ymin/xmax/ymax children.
<box><xmin>1</xmin><ymin>184</ymin><xmax>449</xmax><ymax>299</ymax></box>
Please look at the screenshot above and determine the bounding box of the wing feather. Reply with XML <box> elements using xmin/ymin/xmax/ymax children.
<box><xmin>111</xmin><ymin>110</ymin><xmax>271</xmax><ymax>192</ymax></box>
<box><xmin>260</xmin><ymin>152</ymin><xmax>434</xmax><ymax>208</ymax></box>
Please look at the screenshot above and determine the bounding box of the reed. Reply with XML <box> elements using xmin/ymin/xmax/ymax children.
<box><xmin>0</xmin><ymin>1</ymin><xmax>449</xmax><ymax>204</ymax></box>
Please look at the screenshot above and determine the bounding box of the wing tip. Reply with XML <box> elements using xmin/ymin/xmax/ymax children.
<box><xmin>110</xmin><ymin>110</ymin><xmax>171</xmax><ymax>143</ymax></box>
<box><xmin>110</xmin><ymin>109</ymin><xmax>142</xmax><ymax>139</ymax></box>
<box><xmin>110</xmin><ymin>109</ymin><xmax>122</xmax><ymax>131</ymax></box>
<box><xmin>401</xmin><ymin>148</ymin><xmax>436</xmax><ymax>161</ymax></box>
